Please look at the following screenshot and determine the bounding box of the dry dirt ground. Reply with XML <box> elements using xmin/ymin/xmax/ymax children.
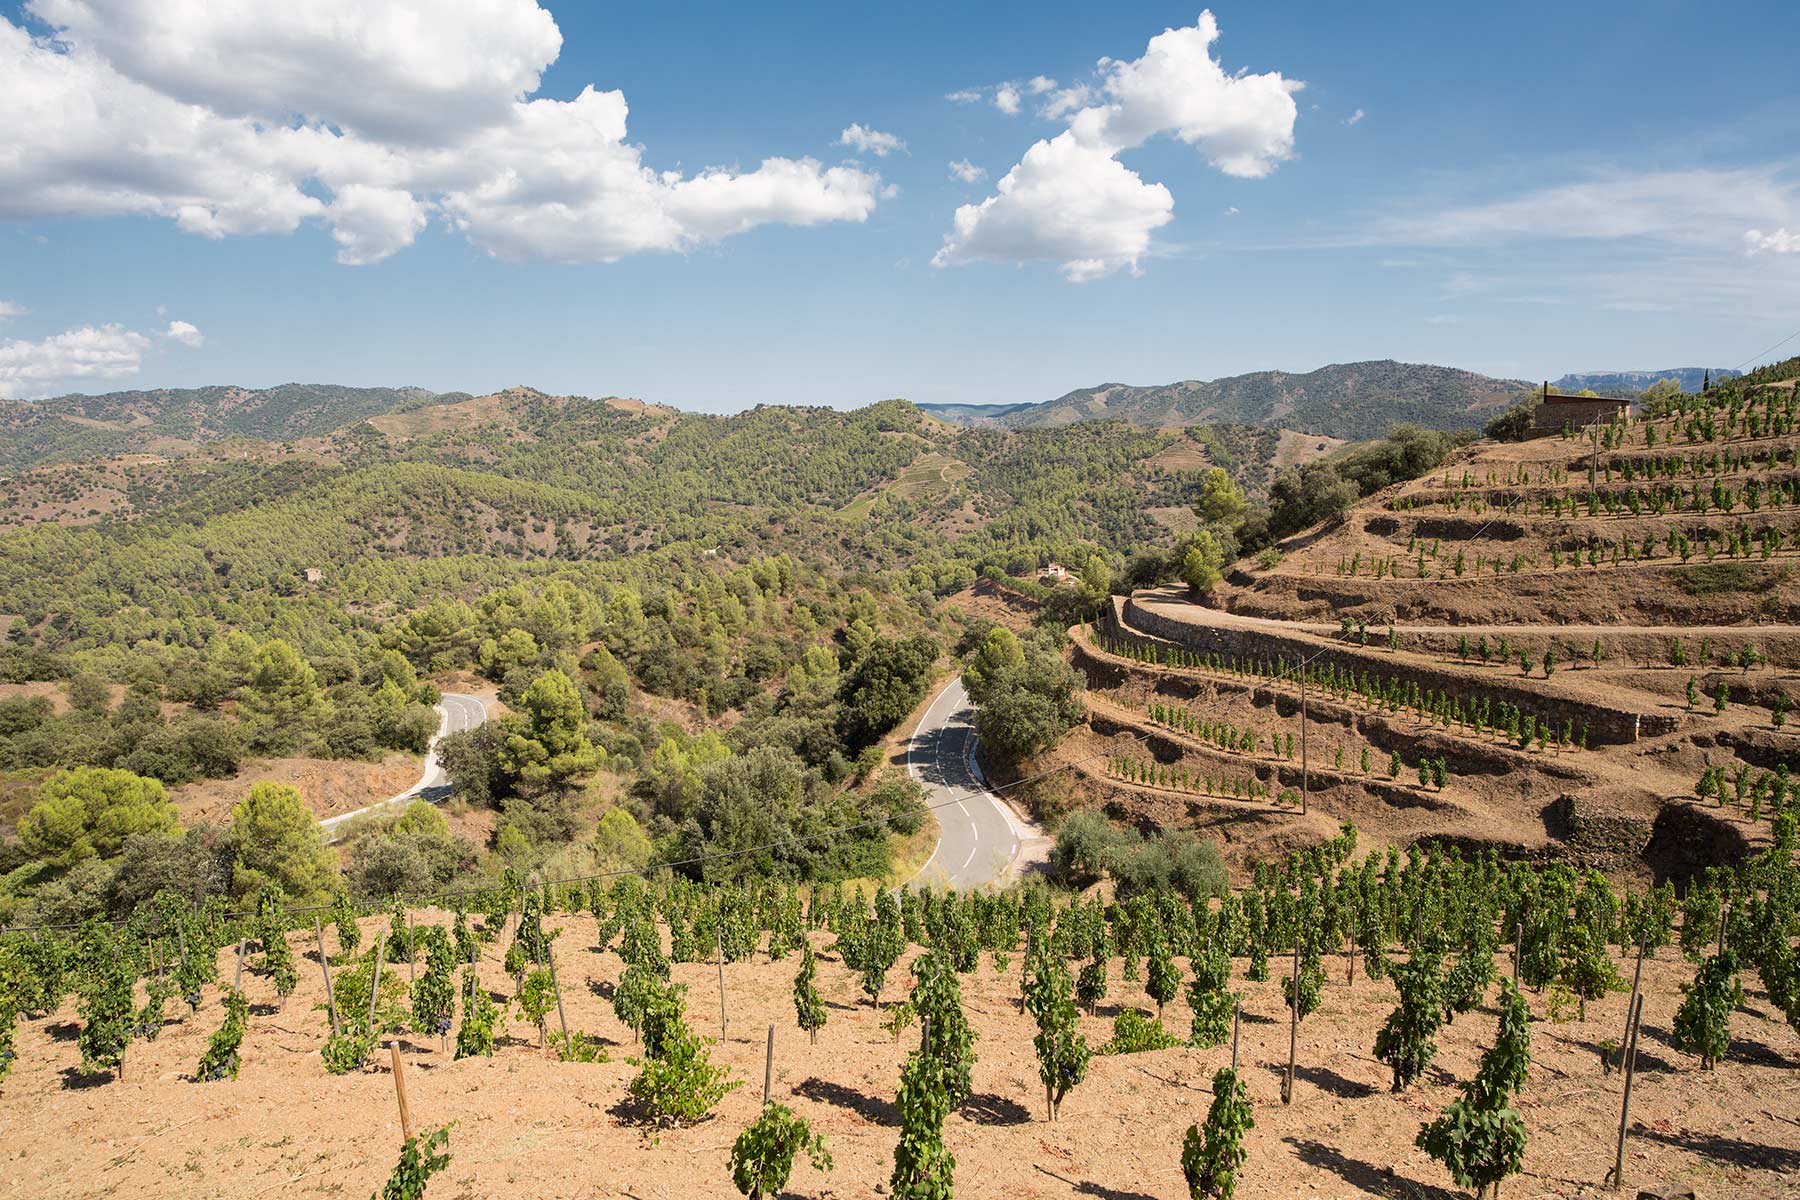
<box><xmin>4</xmin><ymin>911</ymin><xmax>1797</xmax><ymax>1200</ymax></box>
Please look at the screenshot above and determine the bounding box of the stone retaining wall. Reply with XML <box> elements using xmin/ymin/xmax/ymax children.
<box><xmin>1107</xmin><ymin>597</ymin><xmax>1671</xmax><ymax>746</ymax></box>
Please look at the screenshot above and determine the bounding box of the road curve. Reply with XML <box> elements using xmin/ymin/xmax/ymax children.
<box><xmin>321</xmin><ymin>692</ymin><xmax>488</xmax><ymax>841</ymax></box>
<box><xmin>906</xmin><ymin>676</ymin><xmax>1040</xmax><ymax>890</ymax></box>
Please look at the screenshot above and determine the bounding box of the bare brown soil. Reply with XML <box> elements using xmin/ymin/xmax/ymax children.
<box><xmin>171</xmin><ymin>754</ymin><xmax>425</xmax><ymax>826</ymax></box>
<box><xmin>5</xmin><ymin>911</ymin><xmax>1796</xmax><ymax>1199</ymax></box>
<box><xmin>941</xmin><ymin>579</ymin><xmax>1042</xmax><ymax>634</ymax></box>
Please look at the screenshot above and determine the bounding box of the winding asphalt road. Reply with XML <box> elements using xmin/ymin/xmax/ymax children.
<box><xmin>321</xmin><ymin>692</ymin><xmax>488</xmax><ymax>841</ymax></box>
<box><xmin>906</xmin><ymin>676</ymin><xmax>1041</xmax><ymax>889</ymax></box>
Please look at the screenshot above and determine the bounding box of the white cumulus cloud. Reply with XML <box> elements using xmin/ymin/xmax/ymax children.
<box><xmin>1345</xmin><ymin>107</ymin><xmax>1366</xmax><ymax>125</ymax></box>
<box><xmin>0</xmin><ymin>2</ymin><xmax>885</xmax><ymax>266</ymax></box>
<box><xmin>26</xmin><ymin>0</ymin><xmax>562</xmax><ymax>144</ymax></box>
<box><xmin>948</xmin><ymin>159</ymin><xmax>987</xmax><ymax>184</ymax></box>
<box><xmin>945</xmin><ymin>88</ymin><xmax>982</xmax><ymax>104</ymax></box>
<box><xmin>993</xmin><ymin>83</ymin><xmax>1022</xmax><ymax>115</ymax></box>
<box><xmin>0</xmin><ymin>301</ymin><xmax>26</xmax><ymax>321</ymax></box>
<box><xmin>1746</xmin><ymin>228</ymin><xmax>1800</xmax><ymax>255</ymax></box>
<box><xmin>0</xmin><ymin>323</ymin><xmax>150</xmax><ymax>397</ymax></box>
<box><xmin>1026</xmin><ymin>75</ymin><xmax>1057</xmax><ymax>95</ymax></box>
<box><xmin>838</xmin><ymin>123</ymin><xmax>906</xmax><ymax>157</ymax></box>
<box><xmin>163</xmin><ymin>319</ymin><xmax>204</xmax><ymax>347</ymax></box>
<box><xmin>935</xmin><ymin>133</ymin><xmax>1173</xmax><ymax>282</ymax></box>
<box><xmin>934</xmin><ymin>10</ymin><xmax>1301</xmax><ymax>281</ymax></box>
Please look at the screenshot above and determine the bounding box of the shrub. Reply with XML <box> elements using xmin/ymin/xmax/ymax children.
<box><xmin>1181</xmin><ymin>1067</ymin><xmax>1253</xmax><ymax>1200</ymax></box>
<box><xmin>454</xmin><ymin>967</ymin><xmax>500</xmax><ymax>1059</ymax></box>
<box><xmin>197</xmin><ymin>987</ymin><xmax>248</xmax><ymax>1081</ymax></box>
<box><xmin>792</xmin><ymin>940</ymin><xmax>827</xmax><ymax>1043</ymax></box>
<box><xmin>1024</xmin><ymin>951</ymin><xmax>1091</xmax><ymax>1120</ymax></box>
<box><xmin>1672</xmin><ymin>950</ymin><xmax>1742</xmax><ymax>1069</ymax></box>
<box><xmin>1374</xmin><ymin>952</ymin><xmax>1444</xmax><ymax>1091</ymax></box>
<box><xmin>375</xmin><ymin>1124</ymin><xmax>451</xmax><ymax>1200</ymax></box>
<box><xmin>1103</xmin><ymin>1008</ymin><xmax>1183</xmax><ymax>1054</ymax></box>
<box><xmin>729</xmin><ymin>1103</ymin><xmax>832</xmax><ymax>1200</ymax></box>
<box><xmin>1417</xmin><ymin>980</ymin><xmax>1530</xmax><ymax>1197</ymax></box>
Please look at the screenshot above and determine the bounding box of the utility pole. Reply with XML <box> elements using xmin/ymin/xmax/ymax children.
<box><xmin>1299</xmin><ymin>660</ymin><xmax>1309</xmax><ymax>816</ymax></box>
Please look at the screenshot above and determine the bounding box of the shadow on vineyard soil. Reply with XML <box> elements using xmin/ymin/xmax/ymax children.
<box><xmin>793</xmin><ymin>1076</ymin><xmax>897</xmax><ymax>1125</ymax></box>
<box><xmin>1284</xmin><ymin>1137</ymin><xmax>1461</xmax><ymax>1200</ymax></box>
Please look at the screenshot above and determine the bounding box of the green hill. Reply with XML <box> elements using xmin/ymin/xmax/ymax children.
<box><xmin>920</xmin><ymin>360</ymin><xmax>1532</xmax><ymax>440</ymax></box>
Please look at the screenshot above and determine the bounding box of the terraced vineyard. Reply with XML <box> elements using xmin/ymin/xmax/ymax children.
<box><xmin>1054</xmin><ymin>375</ymin><xmax>1800</xmax><ymax>878</ymax></box>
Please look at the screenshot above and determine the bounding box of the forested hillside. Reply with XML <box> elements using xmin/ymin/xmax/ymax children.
<box><xmin>0</xmin><ymin>384</ymin><xmax>1271</xmax><ymax>925</ymax></box>
<box><xmin>921</xmin><ymin>359</ymin><xmax>1533</xmax><ymax>439</ymax></box>
<box><xmin>0</xmin><ymin>383</ymin><xmax>451</xmax><ymax>472</ymax></box>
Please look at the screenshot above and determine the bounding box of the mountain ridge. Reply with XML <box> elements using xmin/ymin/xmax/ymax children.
<box><xmin>917</xmin><ymin>359</ymin><xmax>1534</xmax><ymax>441</ymax></box>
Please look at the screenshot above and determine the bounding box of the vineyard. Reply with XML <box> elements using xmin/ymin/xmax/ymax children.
<box><xmin>2</xmin><ymin>829</ymin><xmax>1798</xmax><ymax>1198</ymax></box>
<box><xmin>1041</xmin><ymin>374</ymin><xmax>1800</xmax><ymax>886</ymax></box>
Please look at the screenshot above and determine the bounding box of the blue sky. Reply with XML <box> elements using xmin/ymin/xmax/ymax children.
<box><xmin>2</xmin><ymin>1</ymin><xmax>1798</xmax><ymax>408</ymax></box>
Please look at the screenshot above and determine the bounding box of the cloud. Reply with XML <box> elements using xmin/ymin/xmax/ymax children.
<box><xmin>325</xmin><ymin>184</ymin><xmax>431</xmax><ymax>266</ymax></box>
<box><xmin>0</xmin><ymin>323</ymin><xmax>150</xmax><ymax>397</ymax></box>
<box><xmin>933</xmin><ymin>133</ymin><xmax>1173</xmax><ymax>282</ymax></box>
<box><xmin>1746</xmin><ymin>227</ymin><xmax>1800</xmax><ymax>255</ymax></box>
<box><xmin>1041</xmin><ymin>83</ymin><xmax>1092</xmax><ymax>119</ymax></box>
<box><xmin>1385</xmin><ymin>167</ymin><xmax>1797</xmax><ymax>251</ymax></box>
<box><xmin>993</xmin><ymin>83</ymin><xmax>1022</xmax><ymax>115</ymax></box>
<box><xmin>948</xmin><ymin>159</ymin><xmax>987</xmax><ymax>184</ymax></box>
<box><xmin>934</xmin><ymin>11</ymin><xmax>1301</xmax><ymax>281</ymax></box>
<box><xmin>838</xmin><ymin>123</ymin><xmax>906</xmax><ymax>157</ymax></box>
<box><xmin>945</xmin><ymin>88</ymin><xmax>982</xmax><ymax>104</ymax></box>
<box><xmin>1424</xmin><ymin>314</ymin><xmax>1456</xmax><ymax>325</ymax></box>
<box><xmin>163</xmin><ymin>319</ymin><xmax>204</xmax><ymax>347</ymax></box>
<box><xmin>1345</xmin><ymin>108</ymin><xmax>1365</xmax><ymax>126</ymax></box>
<box><xmin>27</xmin><ymin>0</ymin><xmax>561</xmax><ymax>144</ymax></box>
<box><xmin>0</xmin><ymin>301</ymin><xmax>25</xmax><ymax>321</ymax></box>
<box><xmin>0</xmin><ymin>4</ymin><xmax>884</xmax><ymax>265</ymax></box>
<box><xmin>1026</xmin><ymin>76</ymin><xmax>1057</xmax><ymax>95</ymax></box>
<box><xmin>1223</xmin><ymin>205</ymin><xmax>1239</xmax><ymax>216</ymax></box>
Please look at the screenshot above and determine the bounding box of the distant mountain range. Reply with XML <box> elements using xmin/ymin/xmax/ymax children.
<box><xmin>0</xmin><ymin>383</ymin><xmax>455</xmax><ymax>472</ymax></box>
<box><xmin>1550</xmin><ymin>368</ymin><xmax>1739</xmax><ymax>396</ymax></box>
<box><xmin>920</xmin><ymin>360</ymin><xmax>1747</xmax><ymax>441</ymax></box>
<box><xmin>919</xmin><ymin>360</ymin><xmax>1534</xmax><ymax>441</ymax></box>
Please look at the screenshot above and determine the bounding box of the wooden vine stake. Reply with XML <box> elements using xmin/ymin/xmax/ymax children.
<box><xmin>388</xmin><ymin>1041</ymin><xmax>415</xmax><ymax>1144</ymax></box>
<box><xmin>369</xmin><ymin>930</ymin><xmax>387</xmax><ymax>1032</ymax></box>
<box><xmin>716</xmin><ymin>922</ymin><xmax>728</xmax><ymax>1040</ymax></box>
<box><xmin>1282</xmin><ymin>930</ymin><xmax>1300</xmax><ymax>1105</ymax></box>
<box><xmin>233</xmin><ymin>938</ymin><xmax>245</xmax><ymax>991</ymax></box>
<box><xmin>1230</xmin><ymin>1001</ymin><xmax>1241</xmax><ymax>1073</ymax></box>
<box><xmin>1617</xmin><ymin>930</ymin><xmax>1648</xmax><ymax>1071</ymax></box>
<box><xmin>763</xmin><ymin>1024</ymin><xmax>776</xmax><ymax>1105</ymax></box>
<box><xmin>314</xmin><ymin>915</ymin><xmax>338</xmax><ymax>1036</ymax></box>
<box><xmin>542</xmin><ymin>929</ymin><xmax>570</xmax><ymax>1051</ymax></box>
<box><xmin>1604</xmin><ymin>993</ymin><xmax>1645</xmax><ymax>1190</ymax></box>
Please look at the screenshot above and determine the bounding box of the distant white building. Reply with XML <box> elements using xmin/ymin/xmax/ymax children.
<box><xmin>1040</xmin><ymin>562</ymin><xmax>1070</xmax><ymax>584</ymax></box>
